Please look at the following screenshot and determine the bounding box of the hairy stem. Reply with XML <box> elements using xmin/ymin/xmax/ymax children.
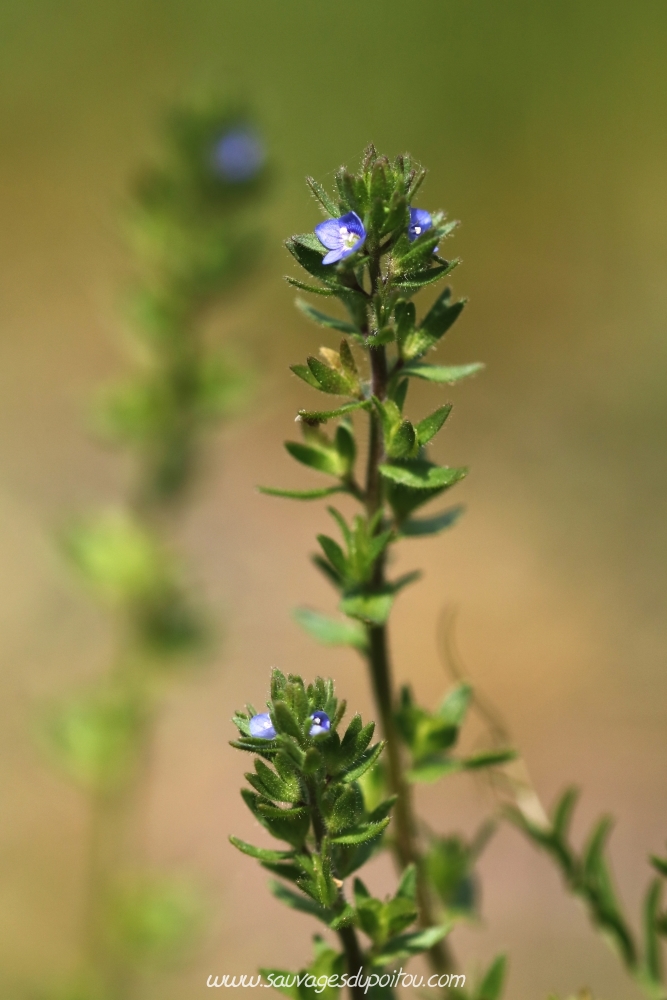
<box><xmin>363</xmin><ymin>339</ymin><xmax>454</xmax><ymax>974</ymax></box>
<box><xmin>337</xmin><ymin>924</ymin><xmax>367</xmax><ymax>1000</ymax></box>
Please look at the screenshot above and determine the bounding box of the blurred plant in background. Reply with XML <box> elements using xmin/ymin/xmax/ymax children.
<box><xmin>41</xmin><ymin>95</ymin><xmax>267</xmax><ymax>1000</ymax></box>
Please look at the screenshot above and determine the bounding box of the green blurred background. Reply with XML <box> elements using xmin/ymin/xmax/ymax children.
<box><xmin>1</xmin><ymin>1</ymin><xmax>666</xmax><ymax>997</ymax></box>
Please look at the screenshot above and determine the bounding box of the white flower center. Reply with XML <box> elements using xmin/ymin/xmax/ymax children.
<box><xmin>414</xmin><ymin>225</ymin><xmax>422</xmax><ymax>235</ymax></box>
<box><xmin>262</xmin><ymin>718</ymin><xmax>272</xmax><ymax>729</ymax></box>
<box><xmin>339</xmin><ymin>225</ymin><xmax>360</xmax><ymax>250</ymax></box>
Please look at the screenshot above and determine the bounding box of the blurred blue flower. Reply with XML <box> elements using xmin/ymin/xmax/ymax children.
<box><xmin>315</xmin><ymin>212</ymin><xmax>366</xmax><ymax>265</ymax></box>
<box><xmin>213</xmin><ymin>128</ymin><xmax>265</xmax><ymax>182</ymax></box>
<box><xmin>408</xmin><ymin>208</ymin><xmax>433</xmax><ymax>242</ymax></box>
<box><xmin>309</xmin><ymin>711</ymin><xmax>331</xmax><ymax>737</ymax></box>
<box><xmin>249</xmin><ymin>712</ymin><xmax>276</xmax><ymax>739</ymax></box>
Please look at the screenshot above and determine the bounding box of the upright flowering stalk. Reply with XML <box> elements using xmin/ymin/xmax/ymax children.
<box><xmin>43</xmin><ymin>98</ymin><xmax>266</xmax><ymax>1000</ymax></box>
<box><xmin>231</xmin><ymin>671</ymin><xmax>449</xmax><ymax>1000</ymax></box>
<box><xmin>260</xmin><ymin>146</ymin><xmax>514</xmax><ymax>990</ymax></box>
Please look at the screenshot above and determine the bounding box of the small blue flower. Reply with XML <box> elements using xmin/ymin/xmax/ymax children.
<box><xmin>315</xmin><ymin>212</ymin><xmax>366</xmax><ymax>265</ymax></box>
<box><xmin>213</xmin><ymin>128</ymin><xmax>265</xmax><ymax>183</ymax></box>
<box><xmin>249</xmin><ymin>712</ymin><xmax>276</xmax><ymax>739</ymax></box>
<box><xmin>309</xmin><ymin>711</ymin><xmax>331</xmax><ymax>737</ymax></box>
<box><xmin>408</xmin><ymin>208</ymin><xmax>433</xmax><ymax>242</ymax></box>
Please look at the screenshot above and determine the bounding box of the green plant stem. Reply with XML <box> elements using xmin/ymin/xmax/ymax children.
<box><xmin>363</xmin><ymin>339</ymin><xmax>453</xmax><ymax>975</ymax></box>
<box><xmin>337</xmin><ymin>925</ymin><xmax>367</xmax><ymax>1000</ymax></box>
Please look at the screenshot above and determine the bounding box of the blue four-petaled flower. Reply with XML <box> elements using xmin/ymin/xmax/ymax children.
<box><xmin>408</xmin><ymin>207</ymin><xmax>433</xmax><ymax>242</ymax></box>
<box><xmin>315</xmin><ymin>212</ymin><xmax>366</xmax><ymax>265</ymax></box>
<box><xmin>309</xmin><ymin>711</ymin><xmax>331</xmax><ymax>737</ymax></box>
<box><xmin>249</xmin><ymin>712</ymin><xmax>276</xmax><ymax>739</ymax></box>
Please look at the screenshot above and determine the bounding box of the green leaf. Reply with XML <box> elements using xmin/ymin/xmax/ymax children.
<box><xmin>415</xmin><ymin>404</ymin><xmax>452</xmax><ymax>446</ymax></box>
<box><xmin>394</xmin><ymin>231</ymin><xmax>441</xmax><ymax>273</ymax></box>
<box><xmin>285</xmin><ymin>276</ymin><xmax>335</xmax><ymax>297</ymax></box>
<box><xmin>306</xmin><ymin>176</ymin><xmax>339</xmax><ymax>217</ymax></box>
<box><xmin>330</xmin><ymin>817</ymin><xmax>390</xmax><ymax>845</ymax></box>
<box><xmin>373</xmin><ymin>924</ymin><xmax>449</xmax><ymax>964</ymax></box>
<box><xmin>396</xmin><ymin>864</ymin><xmax>417</xmax><ymax>901</ymax></box>
<box><xmin>298</xmin><ymin>401</ymin><xmax>370</xmax><ymax>423</ymax></box>
<box><xmin>296</xmin><ymin>299</ymin><xmax>360</xmax><ymax>335</ymax></box>
<box><xmin>387</xmin><ymin>420</ymin><xmax>417</xmax><ymax>459</ymax></box>
<box><xmin>270</xmin><ymin>881</ymin><xmax>330</xmax><ymax>925</ymax></box>
<box><xmin>379</xmin><ymin>460</ymin><xmax>467</xmax><ymax>491</ymax></box>
<box><xmin>393</xmin><ymin>260</ymin><xmax>459</xmax><ymax>292</ymax></box>
<box><xmin>339</xmin><ymin>338</ymin><xmax>358</xmax><ymax>377</ymax></box>
<box><xmin>422</xmin><ymin>287</ymin><xmax>466</xmax><ymax>339</ymax></box>
<box><xmin>307</xmin><ymin>356</ymin><xmax>356</xmax><ymax>395</ymax></box>
<box><xmin>476</xmin><ymin>954</ymin><xmax>507</xmax><ymax>1000</ymax></box>
<box><xmin>461</xmin><ymin>748</ymin><xmax>517</xmax><ymax>770</ymax></box>
<box><xmin>272</xmin><ymin>701</ymin><xmax>302</xmax><ymax>740</ymax></box>
<box><xmin>285</xmin><ymin>441</ymin><xmax>346</xmax><ymax>477</ymax></box>
<box><xmin>651</xmin><ymin>855</ymin><xmax>667</xmax><ymax>878</ymax></box>
<box><xmin>286</xmin><ymin>237</ymin><xmax>339</xmax><ymax>287</ymax></box>
<box><xmin>290</xmin><ymin>363</ymin><xmax>322</xmax><ymax>389</ymax></box>
<box><xmin>334</xmin><ymin>421</ymin><xmax>356</xmax><ymax>470</ymax></box>
<box><xmin>401</xmin><ymin>362</ymin><xmax>484</xmax><ymax>384</ymax></box>
<box><xmin>407</xmin><ymin>748</ymin><xmax>515</xmax><ymax>784</ymax></box>
<box><xmin>400</xmin><ymin>506</ymin><xmax>464</xmax><ymax>537</ymax></box>
<box><xmin>293</xmin><ymin>607</ymin><xmax>368</xmax><ymax>650</ymax></box>
<box><xmin>228</xmin><ymin>837</ymin><xmax>295</xmax><ymax>864</ymax></box>
<box><xmin>552</xmin><ymin>787</ymin><xmax>580</xmax><ymax>841</ymax></box>
<box><xmin>317</xmin><ymin>535</ymin><xmax>348</xmax><ymax>577</ymax></box>
<box><xmin>340</xmin><ymin>591</ymin><xmax>394</xmax><ymax>626</ymax></box>
<box><xmin>643</xmin><ymin>879</ymin><xmax>663</xmax><ymax>983</ymax></box>
<box><xmin>438</xmin><ymin>683</ymin><xmax>473</xmax><ymax>726</ymax></box>
<box><xmin>258</xmin><ymin>485</ymin><xmax>346</xmax><ymax>501</ymax></box>
<box><xmin>342</xmin><ymin>741</ymin><xmax>386</xmax><ymax>784</ymax></box>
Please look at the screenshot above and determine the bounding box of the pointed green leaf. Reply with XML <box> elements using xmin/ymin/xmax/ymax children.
<box><xmin>416</xmin><ymin>404</ymin><xmax>452</xmax><ymax>446</ymax></box>
<box><xmin>307</xmin><ymin>356</ymin><xmax>356</xmax><ymax>395</ymax></box>
<box><xmin>258</xmin><ymin>485</ymin><xmax>346</xmax><ymax>501</ymax></box>
<box><xmin>228</xmin><ymin>837</ymin><xmax>295</xmax><ymax>864</ymax></box>
<box><xmin>438</xmin><ymin>683</ymin><xmax>473</xmax><ymax>726</ymax></box>
<box><xmin>552</xmin><ymin>787</ymin><xmax>580</xmax><ymax>841</ymax></box>
<box><xmin>285</xmin><ymin>441</ymin><xmax>345</xmax><ymax>477</ymax></box>
<box><xmin>643</xmin><ymin>879</ymin><xmax>663</xmax><ymax>983</ymax></box>
<box><xmin>286</xmin><ymin>237</ymin><xmax>339</xmax><ymax>287</ymax></box>
<box><xmin>401</xmin><ymin>362</ymin><xmax>484</xmax><ymax>384</ymax></box>
<box><xmin>421</xmin><ymin>289</ymin><xmax>466</xmax><ymax>340</ymax></box>
<box><xmin>293</xmin><ymin>607</ymin><xmax>368</xmax><ymax>650</ymax></box>
<box><xmin>393</xmin><ymin>260</ymin><xmax>459</xmax><ymax>292</ymax></box>
<box><xmin>296</xmin><ymin>299</ymin><xmax>360</xmax><ymax>335</ymax></box>
<box><xmin>330</xmin><ymin>816</ymin><xmax>390</xmax><ymax>845</ymax></box>
<box><xmin>387</xmin><ymin>420</ymin><xmax>417</xmax><ymax>459</ymax></box>
<box><xmin>342</xmin><ymin>741</ymin><xmax>386</xmax><ymax>784</ymax></box>
<box><xmin>317</xmin><ymin>535</ymin><xmax>348</xmax><ymax>577</ymax></box>
<box><xmin>340</xmin><ymin>591</ymin><xmax>394</xmax><ymax>626</ymax></box>
<box><xmin>373</xmin><ymin>924</ymin><xmax>449</xmax><ymax>964</ymax></box>
<box><xmin>306</xmin><ymin>176</ymin><xmax>339</xmax><ymax>217</ymax></box>
<box><xmin>379</xmin><ymin>460</ymin><xmax>467</xmax><ymax>490</ymax></box>
<box><xmin>651</xmin><ymin>855</ymin><xmax>667</xmax><ymax>878</ymax></box>
<box><xmin>476</xmin><ymin>954</ymin><xmax>507</xmax><ymax>1000</ymax></box>
<box><xmin>285</xmin><ymin>276</ymin><xmax>335</xmax><ymax>297</ymax></box>
<box><xmin>298</xmin><ymin>401</ymin><xmax>370</xmax><ymax>423</ymax></box>
<box><xmin>270</xmin><ymin>881</ymin><xmax>330</xmax><ymax>924</ymax></box>
<box><xmin>290</xmin><ymin>363</ymin><xmax>321</xmax><ymax>389</ymax></box>
<box><xmin>400</xmin><ymin>506</ymin><xmax>464</xmax><ymax>537</ymax></box>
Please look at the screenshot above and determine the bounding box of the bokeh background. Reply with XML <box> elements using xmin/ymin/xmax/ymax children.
<box><xmin>1</xmin><ymin>1</ymin><xmax>667</xmax><ymax>997</ymax></box>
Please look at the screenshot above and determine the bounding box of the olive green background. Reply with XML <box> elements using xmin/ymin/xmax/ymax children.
<box><xmin>1</xmin><ymin>1</ymin><xmax>666</xmax><ymax>997</ymax></box>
